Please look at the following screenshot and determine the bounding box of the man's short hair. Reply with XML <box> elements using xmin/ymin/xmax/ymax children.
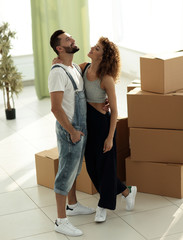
<box><xmin>50</xmin><ymin>30</ymin><xmax>65</xmax><ymax>55</ymax></box>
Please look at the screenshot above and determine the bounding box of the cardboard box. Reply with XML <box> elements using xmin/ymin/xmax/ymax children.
<box><xmin>127</xmin><ymin>87</ymin><xmax>183</xmax><ymax>129</ymax></box>
<box><xmin>127</xmin><ymin>80</ymin><xmax>141</xmax><ymax>93</ymax></box>
<box><xmin>130</xmin><ymin>128</ymin><xmax>183</xmax><ymax>163</ymax></box>
<box><xmin>76</xmin><ymin>159</ymin><xmax>97</xmax><ymax>195</ymax></box>
<box><xmin>35</xmin><ymin>147</ymin><xmax>59</xmax><ymax>189</ymax></box>
<box><xmin>126</xmin><ymin>157</ymin><xmax>183</xmax><ymax>198</ymax></box>
<box><xmin>116</xmin><ymin>117</ymin><xmax>130</xmax><ymax>181</ymax></box>
<box><xmin>35</xmin><ymin>148</ymin><xmax>96</xmax><ymax>194</ymax></box>
<box><xmin>127</xmin><ymin>84</ymin><xmax>141</xmax><ymax>93</ymax></box>
<box><xmin>116</xmin><ymin>117</ymin><xmax>130</xmax><ymax>153</ymax></box>
<box><xmin>140</xmin><ymin>51</ymin><xmax>183</xmax><ymax>94</ymax></box>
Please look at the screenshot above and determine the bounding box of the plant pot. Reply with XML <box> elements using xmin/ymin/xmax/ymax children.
<box><xmin>5</xmin><ymin>108</ymin><xmax>16</xmax><ymax>120</ymax></box>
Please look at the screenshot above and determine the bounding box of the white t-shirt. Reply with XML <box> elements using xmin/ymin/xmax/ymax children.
<box><xmin>48</xmin><ymin>63</ymin><xmax>83</xmax><ymax>122</ymax></box>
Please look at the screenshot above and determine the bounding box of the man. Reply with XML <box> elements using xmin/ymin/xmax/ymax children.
<box><xmin>48</xmin><ymin>30</ymin><xmax>95</xmax><ymax>237</ymax></box>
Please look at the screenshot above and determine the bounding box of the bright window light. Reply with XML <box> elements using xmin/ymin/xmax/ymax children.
<box><xmin>89</xmin><ymin>0</ymin><xmax>183</xmax><ymax>53</ymax></box>
<box><xmin>0</xmin><ymin>0</ymin><xmax>33</xmax><ymax>56</ymax></box>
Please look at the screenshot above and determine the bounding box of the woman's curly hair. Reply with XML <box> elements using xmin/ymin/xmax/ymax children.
<box><xmin>96</xmin><ymin>37</ymin><xmax>121</xmax><ymax>83</ymax></box>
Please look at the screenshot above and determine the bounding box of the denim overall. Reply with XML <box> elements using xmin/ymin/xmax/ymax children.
<box><xmin>52</xmin><ymin>65</ymin><xmax>87</xmax><ymax>196</ymax></box>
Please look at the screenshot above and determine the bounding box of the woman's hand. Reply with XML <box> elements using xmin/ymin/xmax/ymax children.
<box><xmin>103</xmin><ymin>137</ymin><xmax>113</xmax><ymax>153</ymax></box>
<box><xmin>52</xmin><ymin>57</ymin><xmax>63</xmax><ymax>65</ymax></box>
<box><xmin>103</xmin><ymin>98</ymin><xmax>110</xmax><ymax>112</ymax></box>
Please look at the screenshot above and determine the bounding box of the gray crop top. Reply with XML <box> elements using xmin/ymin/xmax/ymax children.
<box><xmin>83</xmin><ymin>65</ymin><xmax>107</xmax><ymax>103</ymax></box>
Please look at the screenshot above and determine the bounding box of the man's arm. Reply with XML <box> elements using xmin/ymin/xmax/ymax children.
<box><xmin>50</xmin><ymin>91</ymin><xmax>84</xmax><ymax>143</ymax></box>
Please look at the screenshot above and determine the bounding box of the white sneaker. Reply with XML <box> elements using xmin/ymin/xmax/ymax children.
<box><xmin>95</xmin><ymin>206</ymin><xmax>107</xmax><ymax>222</ymax></box>
<box><xmin>125</xmin><ymin>186</ymin><xmax>137</xmax><ymax>211</ymax></box>
<box><xmin>55</xmin><ymin>219</ymin><xmax>83</xmax><ymax>236</ymax></box>
<box><xmin>66</xmin><ymin>202</ymin><xmax>95</xmax><ymax>216</ymax></box>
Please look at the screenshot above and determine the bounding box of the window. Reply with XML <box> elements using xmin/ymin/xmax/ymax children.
<box><xmin>0</xmin><ymin>0</ymin><xmax>32</xmax><ymax>56</ymax></box>
<box><xmin>88</xmin><ymin>0</ymin><xmax>183</xmax><ymax>53</ymax></box>
<box><xmin>88</xmin><ymin>0</ymin><xmax>119</xmax><ymax>45</ymax></box>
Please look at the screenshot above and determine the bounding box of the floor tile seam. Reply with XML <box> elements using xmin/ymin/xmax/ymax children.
<box><xmin>118</xmin><ymin>216</ymin><xmax>148</xmax><ymax>240</ymax></box>
<box><xmin>17</xmin><ymin>103</ymin><xmax>44</xmax><ymax>116</ymax></box>
<box><xmin>150</xmin><ymin>230</ymin><xmax>183</xmax><ymax>240</ymax></box>
<box><xmin>14</xmin><ymin>132</ymin><xmax>42</xmax><ymax>152</ymax></box>
<box><xmin>16</xmin><ymin>130</ymin><xmax>54</xmax><ymax>143</ymax></box>
<box><xmin>0</xmin><ymin>202</ymin><xmax>55</xmax><ymax>229</ymax></box>
<box><xmin>0</xmin><ymin>166</ymin><xmax>25</xmax><ymax>192</ymax></box>
<box><xmin>0</xmin><ymin>117</ymin><xmax>11</xmax><ymax>127</ymax></box>
<box><xmin>0</xmin><ymin>164</ymin><xmax>6</xmax><ymax>172</ymax></box>
<box><xmin>23</xmin><ymin>184</ymin><xmax>55</xmax><ymax>192</ymax></box>
<box><xmin>0</xmin><ymin>187</ymin><xmax>57</xmax><ymax>214</ymax></box>
<box><xmin>74</xmin><ymin>218</ymin><xmax>107</xmax><ymax>228</ymax></box>
<box><xmin>29</xmin><ymin>200</ymin><xmax>55</xmax><ymax>224</ymax></box>
<box><xmin>73</xmin><ymin>214</ymin><xmax>119</xmax><ymax>228</ymax></box>
<box><xmin>169</xmin><ymin>202</ymin><xmax>183</xmax><ymax>209</ymax></box>
<box><xmin>0</xmin><ymin>188</ymin><xmax>28</xmax><ymax>196</ymax></box>
<box><xmin>12</xmin><ymin>230</ymin><xmax>56</xmax><ymax>240</ymax></box>
<box><xmin>93</xmin><ymin>194</ymin><xmax>100</xmax><ymax>201</ymax></box>
<box><xmin>28</xmin><ymin>105</ymin><xmax>51</xmax><ymax>117</ymax></box>
<box><xmin>15</xmin><ymin>129</ymin><xmax>57</xmax><ymax>152</ymax></box>
<box><xmin>1</xmin><ymin>119</ymin><xmax>26</xmax><ymax>132</ymax></box>
<box><xmin>2</xmin><ymin>110</ymin><xmax>45</xmax><ymax>133</ymax></box>
<box><xmin>163</xmin><ymin>196</ymin><xmax>183</xmax><ymax>206</ymax></box>
<box><xmin>21</xmin><ymin>188</ymin><xmax>57</xmax><ymax>210</ymax></box>
<box><xmin>114</xmin><ymin>204</ymin><xmax>174</xmax><ymax>217</ymax></box>
<box><xmin>0</xmin><ymin>168</ymin><xmax>31</xmax><ymax>190</ymax></box>
<box><xmin>3</xmin><ymin>180</ymin><xmax>56</xmax><ymax>216</ymax></box>
<box><xmin>0</xmin><ymin>207</ymin><xmax>43</xmax><ymax>218</ymax></box>
<box><xmin>40</xmin><ymin>203</ymin><xmax>57</xmax><ymax>209</ymax></box>
<box><xmin>78</xmin><ymin>195</ymin><xmax>99</xmax><ymax>202</ymax></box>
<box><xmin>119</xmin><ymin>203</ymin><xmax>178</xmax><ymax>218</ymax></box>
<box><xmin>0</xmin><ymin>130</ymin><xmax>38</xmax><ymax>150</ymax></box>
<box><xmin>112</xmin><ymin>211</ymin><xmax>122</xmax><ymax>218</ymax></box>
<box><xmin>73</xmin><ymin>219</ymin><xmax>97</xmax><ymax>228</ymax></box>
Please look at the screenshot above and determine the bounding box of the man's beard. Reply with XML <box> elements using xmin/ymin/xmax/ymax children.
<box><xmin>63</xmin><ymin>45</ymin><xmax>80</xmax><ymax>54</ymax></box>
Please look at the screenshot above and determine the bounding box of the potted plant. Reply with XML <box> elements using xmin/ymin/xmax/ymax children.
<box><xmin>0</xmin><ymin>22</ymin><xmax>22</xmax><ymax>120</ymax></box>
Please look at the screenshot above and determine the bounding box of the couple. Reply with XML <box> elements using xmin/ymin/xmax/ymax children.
<box><xmin>48</xmin><ymin>30</ymin><xmax>137</xmax><ymax>237</ymax></box>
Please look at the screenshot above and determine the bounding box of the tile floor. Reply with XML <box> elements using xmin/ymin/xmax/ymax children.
<box><xmin>1</xmin><ymin>78</ymin><xmax>183</xmax><ymax>240</ymax></box>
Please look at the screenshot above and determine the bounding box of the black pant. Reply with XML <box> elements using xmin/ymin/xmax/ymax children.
<box><xmin>85</xmin><ymin>103</ymin><xmax>127</xmax><ymax>210</ymax></box>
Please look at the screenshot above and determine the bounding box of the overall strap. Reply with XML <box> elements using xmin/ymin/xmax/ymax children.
<box><xmin>82</xmin><ymin>63</ymin><xmax>91</xmax><ymax>76</ymax></box>
<box><xmin>73</xmin><ymin>63</ymin><xmax>82</xmax><ymax>76</ymax></box>
<box><xmin>51</xmin><ymin>64</ymin><xmax>78</xmax><ymax>91</ymax></box>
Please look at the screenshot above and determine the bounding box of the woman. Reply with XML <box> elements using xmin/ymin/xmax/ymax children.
<box><xmin>80</xmin><ymin>37</ymin><xmax>137</xmax><ymax>222</ymax></box>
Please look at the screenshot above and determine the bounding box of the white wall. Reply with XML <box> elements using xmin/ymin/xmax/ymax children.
<box><xmin>118</xmin><ymin>45</ymin><xmax>144</xmax><ymax>80</ymax></box>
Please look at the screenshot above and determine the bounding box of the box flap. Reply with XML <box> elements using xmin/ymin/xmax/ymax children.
<box><xmin>171</xmin><ymin>89</ymin><xmax>183</xmax><ymax>96</ymax></box>
<box><xmin>141</xmin><ymin>54</ymin><xmax>154</xmax><ymax>59</ymax></box>
<box><xmin>127</xmin><ymin>87</ymin><xmax>141</xmax><ymax>95</ymax></box>
<box><xmin>172</xmin><ymin>93</ymin><xmax>183</xmax><ymax>96</ymax></box>
<box><xmin>45</xmin><ymin>148</ymin><xmax>58</xmax><ymax>160</ymax></box>
<box><xmin>132</xmin><ymin>79</ymin><xmax>141</xmax><ymax>84</ymax></box>
<box><xmin>155</xmin><ymin>52</ymin><xmax>183</xmax><ymax>60</ymax></box>
<box><xmin>128</xmin><ymin>87</ymin><xmax>183</xmax><ymax>97</ymax></box>
<box><xmin>141</xmin><ymin>51</ymin><xmax>183</xmax><ymax>61</ymax></box>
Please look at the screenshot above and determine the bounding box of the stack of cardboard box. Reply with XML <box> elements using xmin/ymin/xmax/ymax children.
<box><xmin>126</xmin><ymin>51</ymin><xmax>183</xmax><ymax>198</ymax></box>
